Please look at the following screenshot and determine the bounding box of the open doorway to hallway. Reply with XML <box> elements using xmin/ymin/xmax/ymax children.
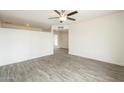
<box><xmin>53</xmin><ymin>30</ymin><xmax>69</xmax><ymax>53</ymax></box>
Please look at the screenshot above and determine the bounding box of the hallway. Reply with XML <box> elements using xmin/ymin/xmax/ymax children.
<box><xmin>0</xmin><ymin>49</ymin><xmax>124</xmax><ymax>82</ymax></box>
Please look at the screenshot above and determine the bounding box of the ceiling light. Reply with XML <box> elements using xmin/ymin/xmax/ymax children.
<box><xmin>59</xmin><ymin>16</ymin><xmax>67</xmax><ymax>21</ymax></box>
<box><xmin>26</xmin><ymin>24</ymin><xmax>30</xmax><ymax>27</ymax></box>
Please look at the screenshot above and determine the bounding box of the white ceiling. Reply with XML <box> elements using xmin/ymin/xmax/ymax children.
<box><xmin>0</xmin><ymin>10</ymin><xmax>121</xmax><ymax>31</ymax></box>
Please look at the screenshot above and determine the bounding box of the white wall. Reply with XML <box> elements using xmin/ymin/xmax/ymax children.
<box><xmin>54</xmin><ymin>33</ymin><xmax>59</xmax><ymax>48</ymax></box>
<box><xmin>0</xmin><ymin>28</ymin><xmax>53</xmax><ymax>66</ymax></box>
<box><xmin>69</xmin><ymin>11</ymin><xmax>124</xmax><ymax>66</ymax></box>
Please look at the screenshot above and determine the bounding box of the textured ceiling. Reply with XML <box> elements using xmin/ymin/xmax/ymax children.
<box><xmin>0</xmin><ymin>10</ymin><xmax>121</xmax><ymax>31</ymax></box>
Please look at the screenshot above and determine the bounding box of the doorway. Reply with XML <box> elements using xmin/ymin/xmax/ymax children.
<box><xmin>53</xmin><ymin>30</ymin><xmax>69</xmax><ymax>51</ymax></box>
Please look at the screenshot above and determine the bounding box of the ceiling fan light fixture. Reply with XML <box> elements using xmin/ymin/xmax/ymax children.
<box><xmin>48</xmin><ymin>10</ymin><xmax>78</xmax><ymax>23</ymax></box>
<box><xmin>26</xmin><ymin>24</ymin><xmax>30</xmax><ymax>27</ymax></box>
<box><xmin>59</xmin><ymin>16</ymin><xmax>67</xmax><ymax>21</ymax></box>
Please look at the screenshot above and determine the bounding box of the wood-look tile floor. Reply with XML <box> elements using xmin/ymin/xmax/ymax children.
<box><xmin>0</xmin><ymin>48</ymin><xmax>124</xmax><ymax>82</ymax></box>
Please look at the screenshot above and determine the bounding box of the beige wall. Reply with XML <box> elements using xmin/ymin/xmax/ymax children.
<box><xmin>58</xmin><ymin>31</ymin><xmax>68</xmax><ymax>49</ymax></box>
<box><xmin>0</xmin><ymin>21</ymin><xmax>1</xmax><ymax>27</ymax></box>
<box><xmin>69</xmin><ymin>11</ymin><xmax>124</xmax><ymax>66</ymax></box>
<box><xmin>54</xmin><ymin>31</ymin><xmax>68</xmax><ymax>49</ymax></box>
<box><xmin>51</xmin><ymin>25</ymin><xmax>69</xmax><ymax>32</ymax></box>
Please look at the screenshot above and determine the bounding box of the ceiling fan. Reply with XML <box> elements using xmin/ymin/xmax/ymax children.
<box><xmin>48</xmin><ymin>10</ymin><xmax>78</xmax><ymax>23</ymax></box>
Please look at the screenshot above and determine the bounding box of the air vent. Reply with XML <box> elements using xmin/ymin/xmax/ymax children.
<box><xmin>58</xmin><ymin>26</ymin><xmax>64</xmax><ymax>29</ymax></box>
<box><xmin>3</xmin><ymin>21</ymin><xmax>12</xmax><ymax>24</ymax></box>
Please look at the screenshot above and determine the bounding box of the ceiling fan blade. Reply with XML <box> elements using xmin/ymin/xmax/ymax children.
<box><xmin>67</xmin><ymin>11</ymin><xmax>78</xmax><ymax>16</ymax></box>
<box><xmin>48</xmin><ymin>17</ymin><xmax>59</xmax><ymax>19</ymax></box>
<box><xmin>67</xmin><ymin>17</ymin><xmax>76</xmax><ymax>21</ymax></box>
<box><xmin>54</xmin><ymin>10</ymin><xmax>60</xmax><ymax>15</ymax></box>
